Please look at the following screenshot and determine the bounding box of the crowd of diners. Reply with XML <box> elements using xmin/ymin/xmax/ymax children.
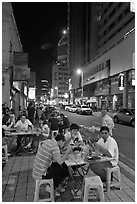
<box><xmin>2</xmin><ymin>101</ymin><xmax>118</xmax><ymax>198</ymax></box>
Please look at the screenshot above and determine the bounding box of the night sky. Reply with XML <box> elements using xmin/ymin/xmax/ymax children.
<box><xmin>12</xmin><ymin>2</ymin><xmax>68</xmax><ymax>95</ymax></box>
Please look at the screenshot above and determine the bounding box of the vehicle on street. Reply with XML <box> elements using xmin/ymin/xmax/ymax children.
<box><xmin>69</xmin><ymin>105</ymin><xmax>77</xmax><ymax>113</ymax></box>
<box><xmin>113</xmin><ymin>108</ymin><xmax>135</xmax><ymax>127</ymax></box>
<box><xmin>76</xmin><ymin>105</ymin><xmax>92</xmax><ymax>115</ymax></box>
<box><xmin>65</xmin><ymin>104</ymin><xmax>73</xmax><ymax>111</ymax></box>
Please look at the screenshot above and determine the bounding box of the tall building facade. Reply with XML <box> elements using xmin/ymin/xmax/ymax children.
<box><xmin>69</xmin><ymin>2</ymin><xmax>135</xmax><ymax>109</ymax></box>
<box><xmin>52</xmin><ymin>30</ymin><xmax>70</xmax><ymax>104</ymax></box>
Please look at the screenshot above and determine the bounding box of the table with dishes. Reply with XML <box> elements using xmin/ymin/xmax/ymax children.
<box><xmin>5</xmin><ymin>128</ymin><xmax>41</xmax><ymax>154</ymax></box>
<box><xmin>64</xmin><ymin>143</ymin><xmax>114</xmax><ymax>199</ymax></box>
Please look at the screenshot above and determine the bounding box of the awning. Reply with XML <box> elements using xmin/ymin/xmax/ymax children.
<box><xmin>87</xmin><ymin>97</ymin><xmax>97</xmax><ymax>103</ymax></box>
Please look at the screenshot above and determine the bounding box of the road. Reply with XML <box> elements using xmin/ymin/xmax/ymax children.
<box><xmin>59</xmin><ymin>109</ymin><xmax>135</xmax><ymax>170</ymax></box>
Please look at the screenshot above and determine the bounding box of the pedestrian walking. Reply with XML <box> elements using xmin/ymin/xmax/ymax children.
<box><xmin>101</xmin><ymin>108</ymin><xmax>114</xmax><ymax>136</ymax></box>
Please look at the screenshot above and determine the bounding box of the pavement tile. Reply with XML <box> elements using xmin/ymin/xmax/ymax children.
<box><xmin>2</xmin><ymin>154</ymin><xmax>135</xmax><ymax>202</ymax></box>
<box><xmin>122</xmin><ymin>188</ymin><xmax>135</xmax><ymax>196</ymax></box>
<box><xmin>114</xmin><ymin>190</ymin><xmax>134</xmax><ymax>201</ymax></box>
<box><xmin>14</xmin><ymin>195</ymin><xmax>26</xmax><ymax>202</ymax></box>
<box><xmin>15</xmin><ymin>188</ymin><xmax>27</xmax><ymax>196</ymax></box>
<box><xmin>105</xmin><ymin>190</ymin><xmax>119</xmax><ymax>199</ymax></box>
<box><xmin>16</xmin><ymin>184</ymin><xmax>27</xmax><ymax>190</ymax></box>
<box><xmin>120</xmin><ymin>196</ymin><xmax>134</xmax><ymax>202</ymax></box>
<box><xmin>2</xmin><ymin>195</ymin><xmax>14</xmax><ymax>202</ymax></box>
<box><xmin>3</xmin><ymin>186</ymin><xmax>16</xmax><ymax>197</ymax></box>
<box><xmin>110</xmin><ymin>197</ymin><xmax>123</xmax><ymax>202</ymax></box>
<box><xmin>17</xmin><ymin>178</ymin><xmax>28</xmax><ymax>183</ymax></box>
<box><xmin>125</xmin><ymin>181</ymin><xmax>135</xmax><ymax>189</ymax></box>
<box><xmin>26</xmin><ymin>194</ymin><xmax>34</xmax><ymax>202</ymax></box>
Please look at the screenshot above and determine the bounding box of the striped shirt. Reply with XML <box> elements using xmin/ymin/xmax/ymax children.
<box><xmin>32</xmin><ymin>139</ymin><xmax>60</xmax><ymax>180</ymax></box>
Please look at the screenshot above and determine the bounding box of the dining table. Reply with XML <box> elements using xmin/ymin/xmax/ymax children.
<box><xmin>5</xmin><ymin>128</ymin><xmax>41</xmax><ymax>155</ymax></box>
<box><xmin>64</xmin><ymin>148</ymin><xmax>114</xmax><ymax>200</ymax></box>
<box><xmin>65</xmin><ymin>151</ymin><xmax>89</xmax><ymax>199</ymax></box>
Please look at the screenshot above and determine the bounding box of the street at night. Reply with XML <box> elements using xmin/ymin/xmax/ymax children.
<box><xmin>2</xmin><ymin>2</ymin><xmax>135</xmax><ymax>202</ymax></box>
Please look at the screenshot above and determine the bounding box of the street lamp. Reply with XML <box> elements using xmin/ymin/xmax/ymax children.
<box><xmin>77</xmin><ymin>69</ymin><xmax>83</xmax><ymax>98</ymax></box>
<box><xmin>55</xmin><ymin>86</ymin><xmax>58</xmax><ymax>102</ymax></box>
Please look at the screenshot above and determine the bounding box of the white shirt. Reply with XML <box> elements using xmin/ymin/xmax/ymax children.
<box><xmin>14</xmin><ymin>119</ymin><xmax>33</xmax><ymax>131</ymax></box>
<box><xmin>102</xmin><ymin>114</ymin><xmax>114</xmax><ymax>136</ymax></box>
<box><xmin>97</xmin><ymin>136</ymin><xmax>118</xmax><ymax>166</ymax></box>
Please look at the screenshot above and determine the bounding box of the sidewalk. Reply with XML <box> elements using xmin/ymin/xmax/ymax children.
<box><xmin>2</xmin><ymin>154</ymin><xmax>135</xmax><ymax>202</ymax></box>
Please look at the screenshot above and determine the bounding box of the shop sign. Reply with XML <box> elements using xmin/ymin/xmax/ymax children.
<box><xmin>24</xmin><ymin>85</ymin><xmax>27</xmax><ymax>96</ymax></box>
<box><xmin>118</xmin><ymin>73</ymin><xmax>124</xmax><ymax>90</ymax></box>
<box><xmin>28</xmin><ymin>87</ymin><xmax>36</xmax><ymax>100</ymax></box>
<box><xmin>130</xmin><ymin>2</ymin><xmax>135</xmax><ymax>12</ymax></box>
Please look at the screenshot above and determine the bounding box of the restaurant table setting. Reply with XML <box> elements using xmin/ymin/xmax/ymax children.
<box><xmin>5</xmin><ymin>127</ymin><xmax>42</xmax><ymax>155</ymax></box>
<box><xmin>64</xmin><ymin>142</ymin><xmax>114</xmax><ymax>199</ymax></box>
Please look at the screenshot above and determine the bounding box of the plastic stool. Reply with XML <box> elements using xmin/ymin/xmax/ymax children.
<box><xmin>34</xmin><ymin>179</ymin><xmax>54</xmax><ymax>202</ymax></box>
<box><xmin>106</xmin><ymin>165</ymin><xmax>121</xmax><ymax>192</ymax></box>
<box><xmin>2</xmin><ymin>145</ymin><xmax>8</xmax><ymax>163</ymax></box>
<box><xmin>82</xmin><ymin>175</ymin><xmax>104</xmax><ymax>202</ymax></box>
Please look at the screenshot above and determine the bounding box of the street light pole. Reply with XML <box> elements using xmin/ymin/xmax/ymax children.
<box><xmin>81</xmin><ymin>71</ymin><xmax>83</xmax><ymax>98</ymax></box>
<box><xmin>77</xmin><ymin>69</ymin><xmax>83</xmax><ymax>99</ymax></box>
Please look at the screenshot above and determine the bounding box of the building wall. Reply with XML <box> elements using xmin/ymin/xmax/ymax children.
<box><xmin>69</xmin><ymin>2</ymin><xmax>135</xmax><ymax>108</ymax></box>
<box><xmin>2</xmin><ymin>2</ymin><xmax>22</xmax><ymax>107</ymax></box>
<box><xmin>84</xmin><ymin>30</ymin><xmax>135</xmax><ymax>85</ymax></box>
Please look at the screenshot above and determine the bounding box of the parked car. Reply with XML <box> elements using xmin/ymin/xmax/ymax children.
<box><xmin>69</xmin><ymin>105</ymin><xmax>77</xmax><ymax>113</ymax></box>
<box><xmin>113</xmin><ymin>108</ymin><xmax>135</xmax><ymax>127</ymax></box>
<box><xmin>76</xmin><ymin>105</ymin><xmax>92</xmax><ymax>115</ymax></box>
<box><xmin>65</xmin><ymin>104</ymin><xmax>73</xmax><ymax>111</ymax></box>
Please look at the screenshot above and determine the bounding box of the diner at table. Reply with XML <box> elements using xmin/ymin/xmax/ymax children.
<box><xmin>3</xmin><ymin>104</ymin><xmax>119</xmax><ymax>201</ymax></box>
<box><xmin>2</xmin><ymin>115</ymin><xmax>14</xmax><ymax>156</ymax></box>
<box><xmin>88</xmin><ymin>126</ymin><xmax>119</xmax><ymax>182</ymax></box>
<box><xmin>14</xmin><ymin>114</ymin><xmax>34</xmax><ymax>151</ymax></box>
<box><xmin>64</xmin><ymin>123</ymin><xmax>83</xmax><ymax>146</ymax></box>
<box><xmin>32</xmin><ymin>133</ymin><xmax>72</xmax><ymax>197</ymax></box>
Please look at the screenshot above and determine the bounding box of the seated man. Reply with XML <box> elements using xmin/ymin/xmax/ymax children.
<box><xmin>89</xmin><ymin>126</ymin><xmax>119</xmax><ymax>182</ymax></box>
<box><xmin>14</xmin><ymin>114</ymin><xmax>34</xmax><ymax>150</ymax></box>
<box><xmin>32</xmin><ymin>133</ymin><xmax>72</xmax><ymax>196</ymax></box>
<box><xmin>2</xmin><ymin>116</ymin><xmax>14</xmax><ymax>155</ymax></box>
<box><xmin>64</xmin><ymin>123</ymin><xmax>83</xmax><ymax>146</ymax></box>
<box><xmin>48</xmin><ymin>112</ymin><xmax>59</xmax><ymax>138</ymax></box>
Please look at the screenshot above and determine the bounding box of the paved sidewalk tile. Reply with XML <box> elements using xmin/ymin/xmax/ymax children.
<box><xmin>2</xmin><ymin>155</ymin><xmax>135</xmax><ymax>202</ymax></box>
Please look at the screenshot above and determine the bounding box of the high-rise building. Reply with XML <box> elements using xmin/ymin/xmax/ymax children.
<box><xmin>52</xmin><ymin>30</ymin><xmax>70</xmax><ymax>104</ymax></box>
<box><xmin>69</xmin><ymin>2</ymin><xmax>135</xmax><ymax>109</ymax></box>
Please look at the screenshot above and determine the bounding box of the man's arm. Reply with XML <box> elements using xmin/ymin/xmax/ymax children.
<box><xmin>94</xmin><ymin>143</ymin><xmax>112</xmax><ymax>157</ymax></box>
<box><xmin>53</xmin><ymin>146</ymin><xmax>72</xmax><ymax>165</ymax></box>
